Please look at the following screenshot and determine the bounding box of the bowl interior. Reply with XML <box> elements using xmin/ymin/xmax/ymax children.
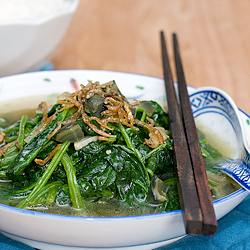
<box><xmin>0</xmin><ymin>70</ymin><xmax>248</xmax><ymax>249</ymax></box>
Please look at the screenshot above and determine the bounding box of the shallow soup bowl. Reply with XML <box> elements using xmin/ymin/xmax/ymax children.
<box><xmin>0</xmin><ymin>70</ymin><xmax>249</xmax><ymax>250</ymax></box>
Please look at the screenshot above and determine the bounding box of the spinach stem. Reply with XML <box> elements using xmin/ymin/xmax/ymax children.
<box><xmin>46</xmin><ymin>183</ymin><xmax>60</xmax><ymax>205</ymax></box>
<box><xmin>3</xmin><ymin>127</ymin><xmax>19</xmax><ymax>134</ymax></box>
<box><xmin>141</xmin><ymin>143</ymin><xmax>167</xmax><ymax>161</ymax></box>
<box><xmin>118</xmin><ymin>123</ymin><xmax>138</xmax><ymax>157</ymax></box>
<box><xmin>200</xmin><ymin>146</ymin><xmax>210</xmax><ymax>158</ymax></box>
<box><xmin>0</xmin><ymin>171</ymin><xmax>6</xmax><ymax>178</ymax></box>
<box><xmin>8</xmin><ymin>109</ymin><xmax>68</xmax><ymax>179</ymax></box>
<box><xmin>136</xmin><ymin>108</ymin><xmax>146</xmax><ymax>122</ymax></box>
<box><xmin>31</xmin><ymin>181</ymin><xmax>61</xmax><ymax>205</ymax></box>
<box><xmin>17</xmin><ymin>141</ymin><xmax>70</xmax><ymax>209</ymax></box>
<box><xmin>18</xmin><ymin>115</ymin><xmax>28</xmax><ymax>149</ymax></box>
<box><xmin>118</xmin><ymin>123</ymin><xmax>150</xmax><ymax>184</ymax></box>
<box><xmin>61</xmin><ymin>153</ymin><xmax>83</xmax><ymax>209</ymax></box>
<box><xmin>163</xmin><ymin>178</ymin><xmax>177</xmax><ymax>185</ymax></box>
<box><xmin>5</xmin><ymin>136</ymin><xmax>18</xmax><ymax>143</ymax></box>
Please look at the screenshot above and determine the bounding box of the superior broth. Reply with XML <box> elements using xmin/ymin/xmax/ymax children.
<box><xmin>0</xmin><ymin>95</ymin><xmax>57</xmax><ymax>127</ymax></box>
<box><xmin>0</xmin><ymin>97</ymin><xmax>241</xmax><ymax>217</ymax></box>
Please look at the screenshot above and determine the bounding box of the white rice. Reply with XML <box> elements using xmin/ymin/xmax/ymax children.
<box><xmin>0</xmin><ymin>0</ymin><xmax>72</xmax><ymax>22</ymax></box>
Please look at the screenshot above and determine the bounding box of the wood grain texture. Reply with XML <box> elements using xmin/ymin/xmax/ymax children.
<box><xmin>173</xmin><ymin>33</ymin><xmax>217</xmax><ymax>236</ymax></box>
<box><xmin>51</xmin><ymin>0</ymin><xmax>250</xmax><ymax>115</ymax></box>
<box><xmin>161</xmin><ymin>32</ymin><xmax>202</xmax><ymax>235</ymax></box>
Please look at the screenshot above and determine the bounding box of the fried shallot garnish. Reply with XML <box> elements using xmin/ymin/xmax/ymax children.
<box><xmin>135</xmin><ymin>119</ymin><xmax>165</xmax><ymax>148</ymax></box>
<box><xmin>35</xmin><ymin>144</ymin><xmax>62</xmax><ymax>166</ymax></box>
<box><xmin>82</xmin><ymin>113</ymin><xmax>116</xmax><ymax>138</ymax></box>
<box><xmin>47</xmin><ymin>106</ymin><xmax>83</xmax><ymax>139</ymax></box>
<box><xmin>25</xmin><ymin>102</ymin><xmax>58</xmax><ymax>142</ymax></box>
<box><xmin>98</xmin><ymin>136</ymin><xmax>114</xmax><ymax>141</ymax></box>
<box><xmin>0</xmin><ymin>141</ymin><xmax>15</xmax><ymax>158</ymax></box>
<box><xmin>0</xmin><ymin>131</ymin><xmax>5</xmax><ymax>145</ymax></box>
<box><xmin>146</xmin><ymin>117</ymin><xmax>155</xmax><ymax>127</ymax></box>
<box><xmin>23</xmin><ymin>80</ymin><xmax>165</xmax><ymax>149</ymax></box>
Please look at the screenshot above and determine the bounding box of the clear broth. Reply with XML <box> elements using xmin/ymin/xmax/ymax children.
<box><xmin>0</xmin><ymin>97</ymin><xmax>241</xmax><ymax>216</ymax></box>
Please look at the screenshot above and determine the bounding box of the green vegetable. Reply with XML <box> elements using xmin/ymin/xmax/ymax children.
<box><xmin>17</xmin><ymin>115</ymin><xmax>28</xmax><ymax>149</ymax></box>
<box><xmin>7</xmin><ymin>109</ymin><xmax>68</xmax><ymax>181</ymax></box>
<box><xmin>61</xmin><ymin>153</ymin><xmax>83</xmax><ymax>209</ymax></box>
<box><xmin>84</xmin><ymin>94</ymin><xmax>105</xmax><ymax>117</ymax></box>
<box><xmin>148</xmin><ymin>100</ymin><xmax>169</xmax><ymax>128</ymax></box>
<box><xmin>0</xmin><ymin>80</ymin><xmax>229</xmax><ymax>217</ymax></box>
<box><xmin>18</xmin><ymin>141</ymin><xmax>70</xmax><ymax>209</ymax></box>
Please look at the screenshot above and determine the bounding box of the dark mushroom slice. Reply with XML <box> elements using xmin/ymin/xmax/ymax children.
<box><xmin>84</xmin><ymin>94</ymin><xmax>105</xmax><ymax>117</ymax></box>
<box><xmin>148</xmin><ymin>175</ymin><xmax>169</xmax><ymax>206</ymax></box>
<box><xmin>54</xmin><ymin>122</ymin><xmax>85</xmax><ymax>143</ymax></box>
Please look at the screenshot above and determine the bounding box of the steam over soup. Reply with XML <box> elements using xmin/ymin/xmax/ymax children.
<box><xmin>0</xmin><ymin>80</ymin><xmax>240</xmax><ymax>217</ymax></box>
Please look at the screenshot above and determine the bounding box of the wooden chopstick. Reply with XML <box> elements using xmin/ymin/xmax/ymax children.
<box><xmin>160</xmin><ymin>31</ymin><xmax>202</xmax><ymax>235</ymax></box>
<box><xmin>172</xmin><ymin>33</ymin><xmax>217</xmax><ymax>236</ymax></box>
<box><xmin>160</xmin><ymin>31</ymin><xmax>217</xmax><ymax>236</ymax></box>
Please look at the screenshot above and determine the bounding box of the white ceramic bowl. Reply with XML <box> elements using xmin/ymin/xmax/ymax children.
<box><xmin>0</xmin><ymin>70</ymin><xmax>249</xmax><ymax>250</ymax></box>
<box><xmin>0</xmin><ymin>0</ymin><xmax>79</xmax><ymax>77</ymax></box>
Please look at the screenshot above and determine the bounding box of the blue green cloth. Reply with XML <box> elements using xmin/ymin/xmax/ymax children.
<box><xmin>0</xmin><ymin>234</ymin><xmax>33</xmax><ymax>250</ymax></box>
<box><xmin>158</xmin><ymin>194</ymin><xmax>250</xmax><ymax>250</ymax></box>
<box><xmin>38</xmin><ymin>62</ymin><xmax>54</xmax><ymax>71</ymax></box>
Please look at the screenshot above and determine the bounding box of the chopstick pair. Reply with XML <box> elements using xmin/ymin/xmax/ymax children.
<box><xmin>160</xmin><ymin>32</ymin><xmax>217</xmax><ymax>236</ymax></box>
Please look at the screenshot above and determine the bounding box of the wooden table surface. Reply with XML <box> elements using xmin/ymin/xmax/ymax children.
<box><xmin>51</xmin><ymin>0</ymin><xmax>250</xmax><ymax>115</ymax></box>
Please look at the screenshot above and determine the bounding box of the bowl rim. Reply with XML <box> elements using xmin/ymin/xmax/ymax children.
<box><xmin>0</xmin><ymin>69</ymin><xmax>247</xmax><ymax>222</ymax></box>
<box><xmin>0</xmin><ymin>0</ymin><xmax>79</xmax><ymax>26</ymax></box>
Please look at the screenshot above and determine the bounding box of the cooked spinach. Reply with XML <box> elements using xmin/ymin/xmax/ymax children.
<box><xmin>0</xmin><ymin>80</ymin><xmax>227</xmax><ymax>217</ymax></box>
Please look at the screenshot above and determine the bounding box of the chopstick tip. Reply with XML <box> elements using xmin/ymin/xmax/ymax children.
<box><xmin>160</xmin><ymin>30</ymin><xmax>165</xmax><ymax>38</ymax></box>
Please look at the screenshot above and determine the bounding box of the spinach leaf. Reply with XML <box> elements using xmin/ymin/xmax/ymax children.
<box><xmin>73</xmin><ymin>141</ymin><xmax>149</xmax><ymax>206</ymax></box>
<box><xmin>0</xmin><ymin>144</ymin><xmax>19</xmax><ymax>169</ymax></box>
<box><xmin>164</xmin><ymin>184</ymin><xmax>180</xmax><ymax>212</ymax></box>
<box><xmin>77</xmin><ymin>117</ymin><xmax>98</xmax><ymax>136</ymax></box>
<box><xmin>199</xmin><ymin>139</ymin><xmax>223</xmax><ymax>174</ymax></box>
<box><xmin>142</xmin><ymin>138</ymin><xmax>174</xmax><ymax>175</ymax></box>
<box><xmin>125</xmin><ymin>128</ymin><xmax>150</xmax><ymax>158</ymax></box>
<box><xmin>149</xmin><ymin>100</ymin><xmax>169</xmax><ymax>128</ymax></box>
<box><xmin>56</xmin><ymin>184</ymin><xmax>71</xmax><ymax>206</ymax></box>
<box><xmin>106</xmin><ymin>145</ymin><xmax>149</xmax><ymax>205</ymax></box>
<box><xmin>7</xmin><ymin>110</ymin><xmax>67</xmax><ymax>181</ymax></box>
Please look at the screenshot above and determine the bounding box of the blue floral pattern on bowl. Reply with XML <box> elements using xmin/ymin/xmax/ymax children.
<box><xmin>190</xmin><ymin>87</ymin><xmax>250</xmax><ymax>190</ymax></box>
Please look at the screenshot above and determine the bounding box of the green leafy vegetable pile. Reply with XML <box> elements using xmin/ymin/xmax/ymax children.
<box><xmin>0</xmin><ymin>80</ymin><xmax>235</xmax><ymax>216</ymax></box>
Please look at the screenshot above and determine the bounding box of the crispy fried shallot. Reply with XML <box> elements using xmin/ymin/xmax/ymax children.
<box><xmin>82</xmin><ymin>113</ymin><xmax>116</xmax><ymax>138</ymax></box>
<box><xmin>0</xmin><ymin>141</ymin><xmax>15</xmax><ymax>158</ymax></box>
<box><xmin>124</xmin><ymin>102</ymin><xmax>134</xmax><ymax>124</ymax></box>
<box><xmin>35</xmin><ymin>144</ymin><xmax>62</xmax><ymax>166</ymax></box>
<box><xmin>100</xmin><ymin>95</ymin><xmax>138</xmax><ymax>130</ymax></box>
<box><xmin>0</xmin><ymin>131</ymin><xmax>5</xmax><ymax>145</ymax></box>
<box><xmin>47</xmin><ymin>106</ymin><xmax>83</xmax><ymax>139</ymax></box>
<box><xmin>146</xmin><ymin>117</ymin><xmax>155</xmax><ymax>127</ymax></box>
<box><xmin>25</xmin><ymin>102</ymin><xmax>58</xmax><ymax>143</ymax></box>
<box><xmin>88</xmin><ymin>117</ymin><xmax>113</xmax><ymax>131</ymax></box>
<box><xmin>64</xmin><ymin>96</ymin><xmax>82</xmax><ymax>109</ymax></box>
<box><xmin>135</xmin><ymin>119</ymin><xmax>165</xmax><ymax>148</ymax></box>
<box><xmin>98</xmin><ymin>136</ymin><xmax>114</xmax><ymax>141</ymax></box>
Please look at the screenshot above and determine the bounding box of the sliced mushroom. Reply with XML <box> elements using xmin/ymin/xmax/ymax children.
<box><xmin>54</xmin><ymin>122</ymin><xmax>84</xmax><ymax>143</ymax></box>
<box><xmin>148</xmin><ymin>175</ymin><xmax>169</xmax><ymax>206</ymax></box>
<box><xmin>84</xmin><ymin>94</ymin><xmax>105</xmax><ymax>117</ymax></box>
<box><xmin>138</xmin><ymin>101</ymin><xmax>155</xmax><ymax>117</ymax></box>
<box><xmin>155</xmin><ymin>127</ymin><xmax>169</xmax><ymax>140</ymax></box>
